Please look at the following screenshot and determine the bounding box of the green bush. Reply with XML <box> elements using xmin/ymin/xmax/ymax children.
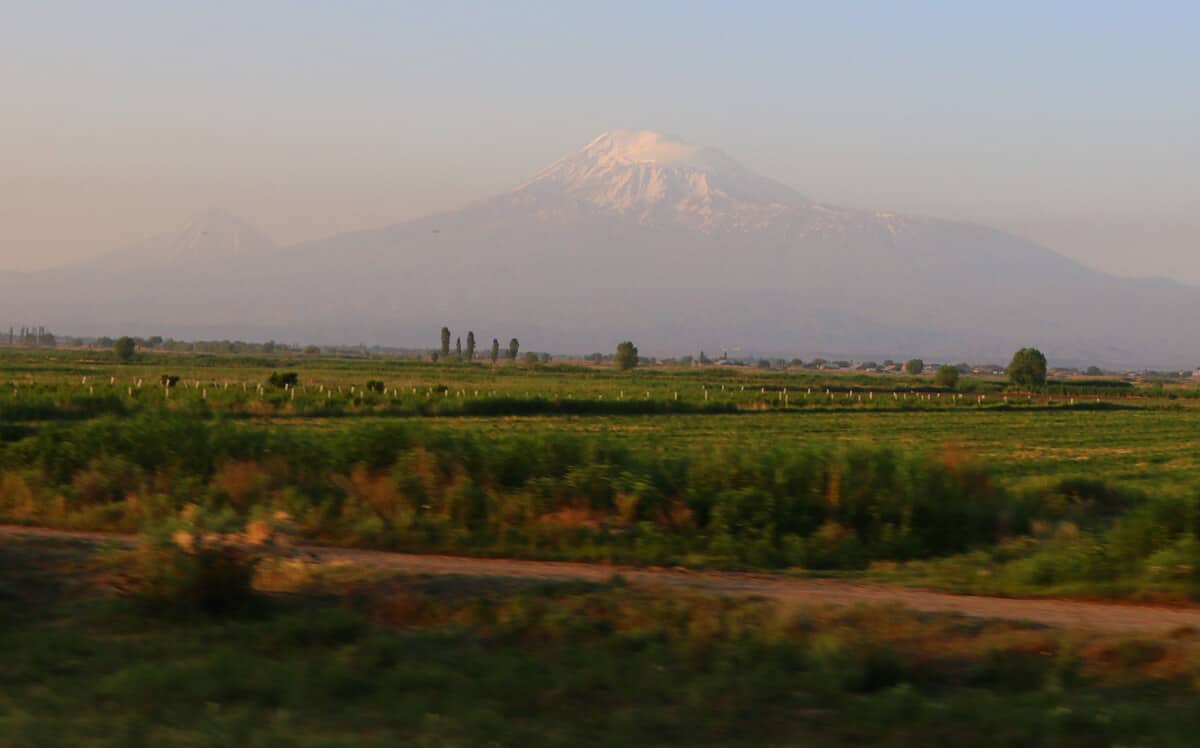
<box><xmin>0</xmin><ymin>413</ymin><xmax>1017</xmax><ymax>569</ymax></box>
<box><xmin>934</xmin><ymin>365</ymin><xmax>960</xmax><ymax>389</ymax></box>
<box><xmin>128</xmin><ymin>505</ymin><xmax>288</xmax><ymax>614</ymax></box>
<box><xmin>267</xmin><ymin>371</ymin><xmax>299</xmax><ymax>389</ymax></box>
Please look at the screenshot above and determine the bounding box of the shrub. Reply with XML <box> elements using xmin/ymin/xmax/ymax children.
<box><xmin>268</xmin><ymin>371</ymin><xmax>299</xmax><ymax>389</ymax></box>
<box><xmin>365</xmin><ymin>380</ymin><xmax>385</xmax><ymax>394</ymax></box>
<box><xmin>127</xmin><ymin>505</ymin><xmax>292</xmax><ymax>615</ymax></box>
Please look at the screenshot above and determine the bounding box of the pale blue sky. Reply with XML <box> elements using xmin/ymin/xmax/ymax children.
<box><xmin>2</xmin><ymin>1</ymin><xmax>1197</xmax><ymax>279</ymax></box>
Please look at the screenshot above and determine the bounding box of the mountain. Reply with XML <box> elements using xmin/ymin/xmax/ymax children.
<box><xmin>1</xmin><ymin>131</ymin><xmax>1196</xmax><ymax>368</ymax></box>
<box><xmin>80</xmin><ymin>208</ymin><xmax>278</xmax><ymax>270</ymax></box>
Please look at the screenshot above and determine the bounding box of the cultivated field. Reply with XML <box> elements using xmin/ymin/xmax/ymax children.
<box><xmin>3</xmin><ymin>346</ymin><xmax>1200</xmax><ymax>745</ymax></box>
<box><xmin>2</xmin><ymin>347</ymin><xmax>1199</xmax><ymax>598</ymax></box>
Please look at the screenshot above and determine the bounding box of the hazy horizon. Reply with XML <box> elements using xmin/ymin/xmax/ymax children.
<box><xmin>3</xmin><ymin>2</ymin><xmax>1197</xmax><ymax>282</ymax></box>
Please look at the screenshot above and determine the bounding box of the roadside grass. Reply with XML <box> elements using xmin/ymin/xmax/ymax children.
<box><xmin>3</xmin><ymin>535</ymin><xmax>1200</xmax><ymax>747</ymax></box>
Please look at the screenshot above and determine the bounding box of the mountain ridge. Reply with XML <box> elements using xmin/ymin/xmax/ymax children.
<box><xmin>0</xmin><ymin>131</ymin><xmax>1195</xmax><ymax>369</ymax></box>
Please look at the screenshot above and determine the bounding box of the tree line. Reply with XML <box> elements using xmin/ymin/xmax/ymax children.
<box><xmin>437</xmin><ymin>327</ymin><xmax>521</xmax><ymax>364</ymax></box>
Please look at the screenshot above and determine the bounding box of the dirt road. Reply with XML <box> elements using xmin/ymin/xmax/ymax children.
<box><xmin>4</xmin><ymin>523</ymin><xmax>1199</xmax><ymax>634</ymax></box>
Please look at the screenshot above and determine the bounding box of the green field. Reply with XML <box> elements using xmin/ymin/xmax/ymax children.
<box><xmin>4</xmin><ymin>346</ymin><xmax>1200</xmax><ymax>745</ymax></box>
<box><xmin>2</xmin><ymin>347</ymin><xmax>1199</xmax><ymax>599</ymax></box>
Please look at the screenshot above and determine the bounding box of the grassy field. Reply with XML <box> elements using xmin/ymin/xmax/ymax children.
<box><xmin>4</xmin><ymin>347</ymin><xmax>1200</xmax><ymax>744</ymax></box>
<box><xmin>2</xmin><ymin>347</ymin><xmax>1199</xmax><ymax>599</ymax></box>
<box><xmin>3</xmin><ymin>534</ymin><xmax>1200</xmax><ymax>747</ymax></box>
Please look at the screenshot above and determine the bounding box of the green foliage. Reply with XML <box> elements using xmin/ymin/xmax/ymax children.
<box><xmin>2</xmin><ymin>345</ymin><xmax>1200</xmax><ymax>598</ymax></box>
<box><xmin>615</xmin><ymin>341</ymin><xmax>639</xmax><ymax>370</ymax></box>
<box><xmin>507</xmin><ymin>338</ymin><xmax>519</xmax><ymax>360</ymax></box>
<box><xmin>365</xmin><ymin>380</ymin><xmax>385</xmax><ymax>394</ymax></box>
<box><xmin>0</xmin><ymin>413</ymin><xmax>1017</xmax><ymax>570</ymax></box>
<box><xmin>904</xmin><ymin>359</ymin><xmax>924</xmax><ymax>375</ymax></box>
<box><xmin>159</xmin><ymin>374</ymin><xmax>180</xmax><ymax>387</ymax></box>
<box><xmin>465</xmin><ymin>331</ymin><xmax>475</xmax><ymax>360</ymax></box>
<box><xmin>5</xmin><ymin>540</ymin><xmax>1200</xmax><ymax>747</ymax></box>
<box><xmin>440</xmin><ymin>327</ymin><xmax>451</xmax><ymax>358</ymax></box>
<box><xmin>490</xmin><ymin>338</ymin><xmax>500</xmax><ymax>363</ymax></box>
<box><xmin>267</xmin><ymin>371</ymin><xmax>299</xmax><ymax>389</ymax></box>
<box><xmin>934</xmin><ymin>365</ymin><xmax>960</xmax><ymax>389</ymax></box>
<box><xmin>129</xmin><ymin>505</ymin><xmax>283</xmax><ymax>615</ymax></box>
<box><xmin>113</xmin><ymin>336</ymin><xmax>136</xmax><ymax>363</ymax></box>
<box><xmin>1007</xmin><ymin>347</ymin><xmax>1048</xmax><ymax>388</ymax></box>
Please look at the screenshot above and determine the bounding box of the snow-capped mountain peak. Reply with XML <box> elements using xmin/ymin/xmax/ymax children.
<box><xmin>577</xmin><ymin>130</ymin><xmax>731</xmax><ymax>169</ymax></box>
<box><xmin>511</xmin><ymin>130</ymin><xmax>808</xmax><ymax>230</ymax></box>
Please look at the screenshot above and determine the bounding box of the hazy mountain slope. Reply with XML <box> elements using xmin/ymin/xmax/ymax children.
<box><xmin>0</xmin><ymin>131</ymin><xmax>1195</xmax><ymax>368</ymax></box>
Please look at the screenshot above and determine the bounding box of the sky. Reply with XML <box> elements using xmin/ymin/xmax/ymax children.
<box><xmin>2</xmin><ymin>1</ymin><xmax>1197</xmax><ymax>280</ymax></box>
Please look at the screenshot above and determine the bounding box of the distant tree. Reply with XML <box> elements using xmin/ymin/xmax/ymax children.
<box><xmin>522</xmin><ymin>351</ymin><xmax>540</xmax><ymax>365</ymax></box>
<box><xmin>455</xmin><ymin>337</ymin><xmax>462</xmax><ymax>359</ymax></box>
<box><xmin>113</xmin><ymin>336</ymin><xmax>136</xmax><ymax>363</ymax></box>
<box><xmin>490</xmin><ymin>338</ymin><xmax>500</xmax><ymax>364</ymax></box>
<box><xmin>145</xmin><ymin>335</ymin><xmax>163</xmax><ymax>349</ymax></box>
<box><xmin>430</xmin><ymin>351</ymin><xmax>440</xmax><ymax>363</ymax></box>
<box><xmin>440</xmin><ymin>327</ymin><xmax>451</xmax><ymax>358</ymax></box>
<box><xmin>905</xmin><ymin>358</ymin><xmax>925</xmax><ymax>375</ymax></box>
<box><xmin>1007</xmin><ymin>348</ymin><xmax>1048</xmax><ymax>388</ymax></box>
<box><xmin>507</xmin><ymin>338</ymin><xmax>520</xmax><ymax>360</ymax></box>
<box><xmin>698</xmin><ymin>351</ymin><xmax>712</xmax><ymax>365</ymax></box>
<box><xmin>262</xmin><ymin>340</ymin><xmax>277</xmax><ymax>354</ymax></box>
<box><xmin>465</xmin><ymin>331</ymin><xmax>476</xmax><ymax>361</ymax></box>
<box><xmin>678</xmin><ymin>355</ymin><xmax>694</xmax><ymax>367</ymax></box>
<box><xmin>756</xmin><ymin>359</ymin><xmax>772</xmax><ymax>370</ymax></box>
<box><xmin>303</xmin><ymin>344</ymin><xmax>321</xmax><ymax>355</ymax></box>
<box><xmin>934</xmin><ymin>365</ymin><xmax>960</xmax><ymax>389</ymax></box>
<box><xmin>1086</xmin><ymin>365</ymin><xmax>1103</xmax><ymax>376</ymax></box>
<box><xmin>615</xmin><ymin>341</ymin><xmax>639</xmax><ymax>371</ymax></box>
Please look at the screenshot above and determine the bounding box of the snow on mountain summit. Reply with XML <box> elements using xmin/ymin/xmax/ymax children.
<box><xmin>510</xmin><ymin>130</ymin><xmax>809</xmax><ymax>231</ymax></box>
<box><xmin>577</xmin><ymin>130</ymin><xmax>732</xmax><ymax>169</ymax></box>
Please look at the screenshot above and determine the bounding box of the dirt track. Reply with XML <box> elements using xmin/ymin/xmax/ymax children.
<box><xmin>5</xmin><ymin>523</ymin><xmax>1199</xmax><ymax>634</ymax></box>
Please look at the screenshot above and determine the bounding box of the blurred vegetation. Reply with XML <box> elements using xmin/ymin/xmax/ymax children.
<box><xmin>1</xmin><ymin>535</ymin><xmax>1199</xmax><ymax>747</ymax></box>
<box><xmin>0</xmin><ymin>412</ymin><xmax>1196</xmax><ymax>598</ymax></box>
<box><xmin>2</xmin><ymin>347</ymin><xmax>1200</xmax><ymax>598</ymax></box>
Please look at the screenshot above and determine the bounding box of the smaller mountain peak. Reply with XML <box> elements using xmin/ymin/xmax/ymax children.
<box><xmin>172</xmin><ymin>209</ymin><xmax>274</xmax><ymax>257</ymax></box>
